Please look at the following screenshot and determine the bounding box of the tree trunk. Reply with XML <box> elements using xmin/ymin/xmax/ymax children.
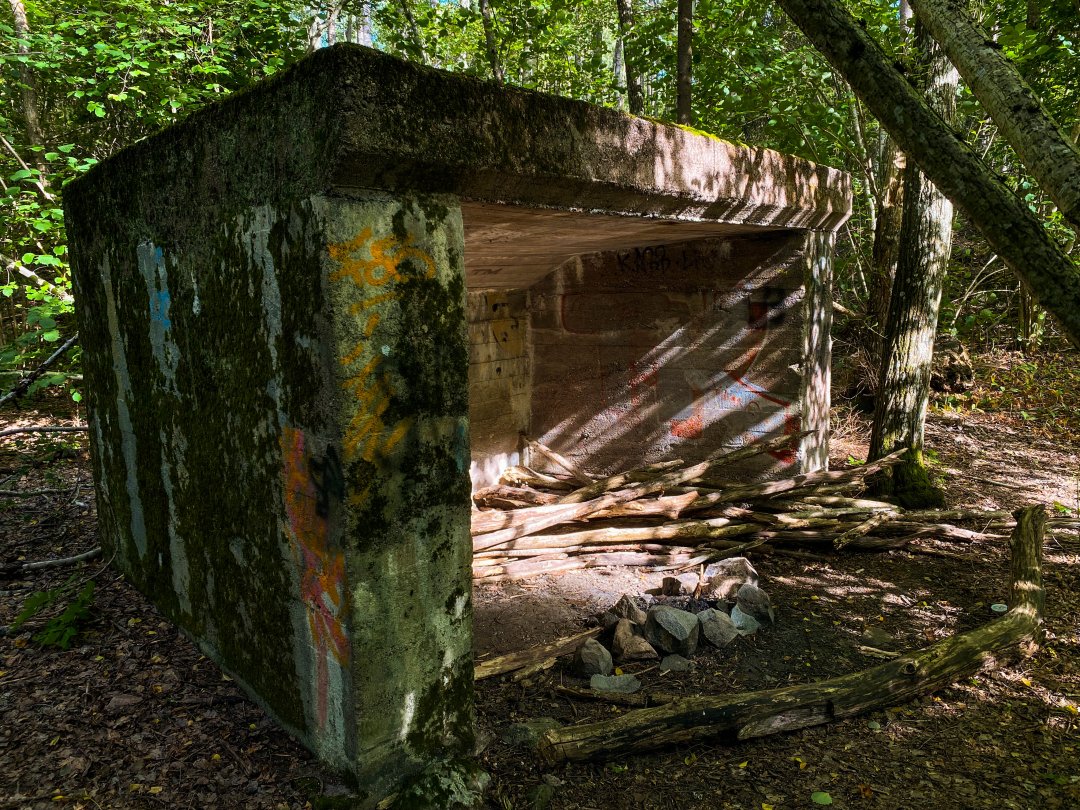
<box><xmin>478</xmin><ymin>0</ymin><xmax>504</xmax><ymax>83</ymax></box>
<box><xmin>398</xmin><ymin>0</ymin><xmax>428</xmax><ymax>64</ymax></box>
<box><xmin>868</xmin><ymin>22</ymin><xmax>957</xmax><ymax>496</ymax></box>
<box><xmin>7</xmin><ymin>0</ymin><xmax>45</xmax><ymax>164</ymax></box>
<box><xmin>612</xmin><ymin>37</ymin><xmax>626</xmax><ymax>110</ymax></box>
<box><xmin>909</xmin><ymin>0</ymin><xmax>1080</xmax><ymax>230</ymax></box>
<box><xmin>676</xmin><ymin>0</ymin><xmax>693</xmax><ymax>124</ymax></box>
<box><xmin>868</xmin><ymin>138</ymin><xmax>905</xmax><ymax>346</ymax></box>
<box><xmin>775</xmin><ymin>0</ymin><xmax>1080</xmax><ymax>350</ymax></box>
<box><xmin>614</xmin><ymin>0</ymin><xmax>644</xmax><ymax>115</ymax></box>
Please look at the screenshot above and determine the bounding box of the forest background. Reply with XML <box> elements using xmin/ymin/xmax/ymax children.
<box><xmin>2</xmin><ymin>0</ymin><xmax>1079</xmax><ymax>459</ymax></box>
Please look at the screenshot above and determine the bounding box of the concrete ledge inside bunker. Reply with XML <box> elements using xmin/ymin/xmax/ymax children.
<box><xmin>62</xmin><ymin>43</ymin><xmax>851</xmax><ymax>808</ymax></box>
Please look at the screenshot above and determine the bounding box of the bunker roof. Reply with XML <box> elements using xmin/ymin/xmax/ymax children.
<box><xmin>65</xmin><ymin>44</ymin><xmax>851</xmax><ymax>289</ymax></box>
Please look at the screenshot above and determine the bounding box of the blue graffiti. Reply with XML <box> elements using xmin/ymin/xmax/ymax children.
<box><xmin>150</xmin><ymin>288</ymin><xmax>172</xmax><ymax>330</ymax></box>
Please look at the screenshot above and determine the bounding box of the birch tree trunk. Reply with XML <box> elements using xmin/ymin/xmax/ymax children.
<box><xmin>7</xmin><ymin>0</ymin><xmax>45</xmax><ymax>162</ymax></box>
<box><xmin>615</xmin><ymin>0</ymin><xmax>644</xmax><ymax>115</ymax></box>
<box><xmin>478</xmin><ymin>0</ymin><xmax>504</xmax><ymax>83</ymax></box>
<box><xmin>676</xmin><ymin>0</ymin><xmax>693</xmax><ymax>125</ymax></box>
<box><xmin>909</xmin><ymin>0</ymin><xmax>1080</xmax><ymax>230</ymax></box>
<box><xmin>775</xmin><ymin>0</ymin><xmax>1080</xmax><ymax>350</ymax></box>
<box><xmin>868</xmin><ymin>23</ymin><xmax>957</xmax><ymax>506</ymax></box>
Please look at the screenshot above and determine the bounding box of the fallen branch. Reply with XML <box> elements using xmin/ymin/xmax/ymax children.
<box><xmin>474</xmin><ymin>627</ymin><xmax>602</xmax><ymax>680</ymax></box>
<box><xmin>553</xmin><ymin>684</ymin><xmax>679</xmax><ymax>708</ymax></box>
<box><xmin>0</xmin><ymin>332</ymin><xmax>79</xmax><ymax>406</ymax></box>
<box><xmin>21</xmin><ymin>547</ymin><xmax>102</xmax><ymax>571</ymax></box>
<box><xmin>522</xmin><ymin>433</ymin><xmax>595</xmax><ymax>485</ymax></box>
<box><xmin>0</xmin><ymin>425</ymin><xmax>88</xmax><ymax>439</ymax></box>
<box><xmin>536</xmin><ymin>504</ymin><xmax>1044</xmax><ymax>763</ymax></box>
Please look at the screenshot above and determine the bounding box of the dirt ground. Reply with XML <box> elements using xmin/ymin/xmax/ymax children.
<box><xmin>3</xmin><ymin>377</ymin><xmax>1080</xmax><ymax>809</ymax></box>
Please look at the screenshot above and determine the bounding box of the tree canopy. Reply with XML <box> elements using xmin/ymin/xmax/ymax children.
<box><xmin>2</xmin><ymin>0</ymin><xmax>1078</xmax><ymax>397</ymax></box>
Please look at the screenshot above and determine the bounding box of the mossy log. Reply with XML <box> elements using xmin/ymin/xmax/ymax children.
<box><xmin>474</xmin><ymin>628</ymin><xmax>602</xmax><ymax>680</ymax></box>
<box><xmin>537</xmin><ymin>505</ymin><xmax>1045</xmax><ymax>764</ymax></box>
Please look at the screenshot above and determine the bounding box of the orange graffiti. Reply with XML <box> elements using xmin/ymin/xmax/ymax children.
<box><xmin>670</xmin><ymin>387</ymin><xmax>705</xmax><ymax>440</ymax></box>
<box><xmin>281</xmin><ymin>427</ymin><xmax>349</xmax><ymax>729</ymax></box>
<box><xmin>328</xmin><ymin>227</ymin><xmax>437</xmax><ymax>486</ymax></box>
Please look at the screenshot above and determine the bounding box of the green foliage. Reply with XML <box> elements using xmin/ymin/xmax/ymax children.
<box><xmin>10</xmin><ymin>576</ymin><xmax>95</xmax><ymax>649</ymax></box>
<box><xmin>0</xmin><ymin>0</ymin><xmax>311</xmax><ymax>396</ymax></box>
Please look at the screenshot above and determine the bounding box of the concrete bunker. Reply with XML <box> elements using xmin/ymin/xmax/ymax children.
<box><xmin>64</xmin><ymin>45</ymin><xmax>851</xmax><ymax>806</ymax></box>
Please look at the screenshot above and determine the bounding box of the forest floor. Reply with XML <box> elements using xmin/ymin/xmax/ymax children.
<box><xmin>2</xmin><ymin>349</ymin><xmax>1080</xmax><ymax>809</ymax></box>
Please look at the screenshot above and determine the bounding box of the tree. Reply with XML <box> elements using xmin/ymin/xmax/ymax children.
<box><xmin>909</xmin><ymin>0</ymin><xmax>1080</xmax><ymax>231</ymax></box>
<box><xmin>868</xmin><ymin>22</ymin><xmax>958</xmax><ymax>506</ymax></box>
<box><xmin>614</xmin><ymin>0</ymin><xmax>643</xmax><ymax>114</ymax></box>
<box><xmin>676</xmin><ymin>0</ymin><xmax>693</xmax><ymax>124</ymax></box>
<box><xmin>776</xmin><ymin>0</ymin><xmax>1080</xmax><ymax>350</ymax></box>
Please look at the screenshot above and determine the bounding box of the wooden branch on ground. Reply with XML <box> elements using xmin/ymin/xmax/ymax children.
<box><xmin>536</xmin><ymin>504</ymin><xmax>1045</xmax><ymax>764</ymax></box>
<box><xmin>553</xmin><ymin>684</ymin><xmax>679</xmax><ymax>708</ymax></box>
<box><xmin>500</xmin><ymin>466</ymin><xmax>576</xmax><ymax>491</ymax></box>
<box><xmin>521</xmin><ymin>434</ymin><xmax>595</xmax><ymax>485</ymax></box>
<box><xmin>0</xmin><ymin>425</ymin><xmax>88</xmax><ymax>439</ymax></box>
<box><xmin>20</xmin><ymin>547</ymin><xmax>102</xmax><ymax>571</ymax></box>
<box><xmin>474</xmin><ymin>627</ymin><xmax>602</xmax><ymax>680</ymax></box>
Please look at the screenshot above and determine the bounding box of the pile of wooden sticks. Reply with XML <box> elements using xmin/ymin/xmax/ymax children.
<box><xmin>470</xmin><ymin>434</ymin><xmax>1078</xmax><ymax>583</ymax></box>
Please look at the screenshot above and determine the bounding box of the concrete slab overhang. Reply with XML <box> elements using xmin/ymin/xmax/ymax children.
<box><xmin>67</xmin><ymin>44</ymin><xmax>851</xmax><ymax>292</ymax></box>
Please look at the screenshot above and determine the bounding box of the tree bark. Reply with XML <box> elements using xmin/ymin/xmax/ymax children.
<box><xmin>868</xmin><ymin>138</ymin><xmax>905</xmax><ymax>343</ymax></box>
<box><xmin>7</xmin><ymin>0</ymin><xmax>45</xmax><ymax>170</ymax></box>
<box><xmin>676</xmin><ymin>0</ymin><xmax>693</xmax><ymax>124</ymax></box>
<box><xmin>478</xmin><ymin>0</ymin><xmax>504</xmax><ymax>83</ymax></box>
<box><xmin>869</xmin><ymin>22</ymin><xmax>957</xmax><ymax>467</ymax></box>
<box><xmin>537</xmin><ymin>504</ymin><xmax>1044</xmax><ymax>763</ymax></box>
<box><xmin>909</xmin><ymin>0</ymin><xmax>1080</xmax><ymax>230</ymax></box>
<box><xmin>614</xmin><ymin>0</ymin><xmax>644</xmax><ymax>115</ymax></box>
<box><xmin>775</xmin><ymin>0</ymin><xmax>1080</xmax><ymax>350</ymax></box>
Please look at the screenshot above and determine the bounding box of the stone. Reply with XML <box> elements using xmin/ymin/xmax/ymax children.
<box><xmin>644</xmin><ymin>605</ymin><xmax>700</xmax><ymax>657</ymax></box>
<box><xmin>698</xmin><ymin>608</ymin><xmax>739</xmax><ymax>647</ymax></box>
<box><xmin>611</xmin><ymin>619</ymin><xmax>659</xmax><ymax>661</ymax></box>
<box><xmin>659</xmin><ymin>654</ymin><xmax>693</xmax><ymax>673</ymax></box>
<box><xmin>573</xmin><ymin>638</ymin><xmax>613</xmax><ymax>676</ymax></box>
<box><xmin>590</xmin><ymin>674</ymin><xmax>642</xmax><ymax>694</ymax></box>
<box><xmin>501</xmin><ymin>717</ymin><xmax>562</xmax><ymax>748</ymax></box>
<box><xmin>701</xmin><ymin>557</ymin><xmax>759</xmax><ymax>601</ymax></box>
<box><xmin>730</xmin><ymin>605</ymin><xmax>761</xmax><ymax>636</ymax></box>
<box><xmin>596</xmin><ymin>610</ymin><xmax>621</xmax><ymax>630</ymax></box>
<box><xmin>736</xmin><ymin>582</ymin><xmax>776</xmax><ymax>624</ymax></box>
<box><xmin>861</xmin><ymin>626</ymin><xmax>895</xmax><ymax>647</ymax></box>
<box><xmin>612</xmin><ymin>594</ymin><xmax>647</xmax><ymax>626</ymax></box>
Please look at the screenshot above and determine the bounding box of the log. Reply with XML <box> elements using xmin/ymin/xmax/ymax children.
<box><xmin>473</xmin><ymin>484</ymin><xmax>561</xmax><ymax>509</ymax></box>
<box><xmin>474</xmin><ymin>517</ymin><xmax>758</xmax><ymax>553</ymax></box>
<box><xmin>474</xmin><ymin>627</ymin><xmax>602</xmax><ymax>680</ymax></box>
<box><xmin>553</xmin><ymin>684</ymin><xmax>679</xmax><ymax>708</ymax></box>
<box><xmin>590</xmin><ymin>491</ymin><xmax>699</xmax><ymax>521</ymax></box>
<box><xmin>537</xmin><ymin>504</ymin><xmax>1045</xmax><ymax>763</ymax></box>
<box><xmin>500</xmin><ymin>466</ymin><xmax>576</xmax><ymax>491</ymax></box>
<box><xmin>691</xmin><ymin>449</ymin><xmax>905</xmax><ymax>501</ymax></box>
<box><xmin>556</xmin><ymin>432</ymin><xmax>806</xmax><ymax>505</ymax></box>
<box><xmin>521</xmin><ymin>434</ymin><xmax>595</xmax><ymax>485</ymax></box>
<box><xmin>834</xmin><ymin>510</ymin><xmax>900</xmax><ymax>549</ymax></box>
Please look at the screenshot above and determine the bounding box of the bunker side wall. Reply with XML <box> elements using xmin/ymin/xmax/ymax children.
<box><xmin>466</xmin><ymin>290</ymin><xmax>530</xmax><ymax>489</ymax></box>
<box><xmin>67</xmin><ymin>195</ymin><xmax>352</xmax><ymax>767</ymax></box>
<box><xmin>528</xmin><ymin>232</ymin><xmax>814</xmax><ymax>480</ymax></box>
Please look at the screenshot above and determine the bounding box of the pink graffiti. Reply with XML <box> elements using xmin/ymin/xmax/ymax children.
<box><xmin>281</xmin><ymin>427</ymin><xmax>349</xmax><ymax>730</ymax></box>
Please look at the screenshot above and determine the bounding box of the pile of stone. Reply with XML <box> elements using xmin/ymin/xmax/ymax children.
<box><xmin>570</xmin><ymin>557</ymin><xmax>775</xmax><ymax>694</ymax></box>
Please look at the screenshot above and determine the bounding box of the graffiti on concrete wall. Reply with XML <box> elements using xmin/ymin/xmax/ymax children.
<box><xmin>328</xmin><ymin>228</ymin><xmax>435</xmax><ymax>500</ymax></box>
<box><xmin>281</xmin><ymin>426</ymin><xmax>349</xmax><ymax>731</ymax></box>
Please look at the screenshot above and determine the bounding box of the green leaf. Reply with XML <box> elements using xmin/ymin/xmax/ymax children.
<box><xmin>811</xmin><ymin>793</ymin><xmax>833</xmax><ymax>805</ymax></box>
<box><xmin>42</xmin><ymin>329</ymin><xmax>61</xmax><ymax>342</ymax></box>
